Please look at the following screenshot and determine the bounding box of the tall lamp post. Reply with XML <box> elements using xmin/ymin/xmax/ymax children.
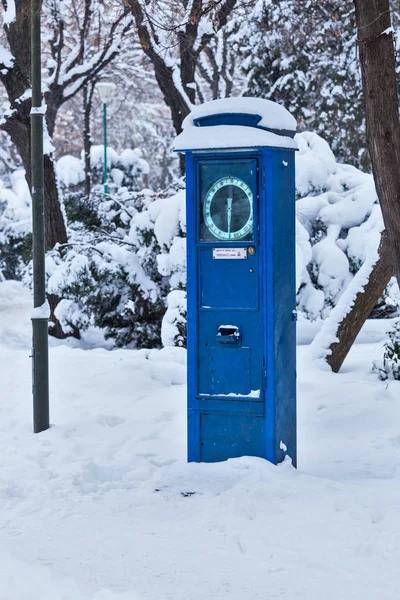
<box><xmin>31</xmin><ymin>0</ymin><xmax>49</xmax><ymax>433</ymax></box>
<box><xmin>95</xmin><ymin>82</ymin><xmax>116</xmax><ymax>195</ymax></box>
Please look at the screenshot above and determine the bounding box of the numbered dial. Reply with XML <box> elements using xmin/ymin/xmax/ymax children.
<box><xmin>203</xmin><ymin>177</ymin><xmax>253</xmax><ymax>241</ymax></box>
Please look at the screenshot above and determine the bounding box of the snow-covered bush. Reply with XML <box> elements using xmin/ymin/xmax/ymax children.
<box><xmin>238</xmin><ymin>0</ymin><xmax>368</xmax><ymax>170</ymax></box>
<box><xmin>0</xmin><ymin>170</ymin><xmax>31</xmax><ymax>280</ymax></box>
<box><xmin>44</xmin><ymin>182</ymin><xmax>186</xmax><ymax>347</ymax></box>
<box><xmin>56</xmin><ymin>155</ymin><xmax>85</xmax><ymax>188</ymax></box>
<box><xmin>373</xmin><ymin>320</ymin><xmax>400</xmax><ymax>381</ymax></box>
<box><xmin>57</xmin><ymin>146</ymin><xmax>150</xmax><ymax>192</ymax></box>
<box><xmin>295</xmin><ymin>132</ymin><xmax>398</xmax><ymax>321</ymax></box>
<box><xmin>3</xmin><ymin>131</ymin><xmax>398</xmax><ymax>350</ymax></box>
<box><xmin>161</xmin><ymin>290</ymin><xmax>187</xmax><ymax>348</ymax></box>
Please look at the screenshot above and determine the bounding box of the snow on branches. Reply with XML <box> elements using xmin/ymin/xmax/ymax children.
<box><xmin>127</xmin><ymin>0</ymin><xmax>239</xmax><ymax>136</ymax></box>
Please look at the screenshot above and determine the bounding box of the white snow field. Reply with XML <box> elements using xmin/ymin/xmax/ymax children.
<box><xmin>1</xmin><ymin>279</ymin><xmax>400</xmax><ymax>600</ymax></box>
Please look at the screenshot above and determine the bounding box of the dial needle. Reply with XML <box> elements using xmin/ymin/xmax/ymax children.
<box><xmin>227</xmin><ymin>197</ymin><xmax>233</xmax><ymax>237</ymax></box>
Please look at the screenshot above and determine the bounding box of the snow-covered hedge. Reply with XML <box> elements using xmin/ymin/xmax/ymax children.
<box><xmin>2</xmin><ymin>131</ymin><xmax>399</xmax><ymax>348</ymax></box>
<box><xmin>42</xmin><ymin>183</ymin><xmax>186</xmax><ymax>347</ymax></box>
<box><xmin>57</xmin><ymin>146</ymin><xmax>150</xmax><ymax>192</ymax></box>
<box><xmin>294</xmin><ymin>132</ymin><xmax>393</xmax><ymax>320</ymax></box>
<box><xmin>0</xmin><ymin>170</ymin><xmax>31</xmax><ymax>280</ymax></box>
<box><xmin>373</xmin><ymin>320</ymin><xmax>400</xmax><ymax>381</ymax></box>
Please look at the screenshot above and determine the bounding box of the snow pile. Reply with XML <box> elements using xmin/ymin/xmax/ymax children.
<box><xmin>120</xmin><ymin>148</ymin><xmax>150</xmax><ymax>175</ymax></box>
<box><xmin>90</xmin><ymin>146</ymin><xmax>149</xmax><ymax>190</ymax></box>
<box><xmin>2</xmin><ymin>0</ymin><xmax>16</xmax><ymax>24</ymax></box>
<box><xmin>0</xmin><ymin>279</ymin><xmax>32</xmax><ymax>347</ymax></box>
<box><xmin>0</xmin><ymin>548</ymin><xmax>146</xmax><ymax>600</ymax></box>
<box><xmin>143</xmin><ymin>189</ymin><xmax>186</xmax><ymax>289</ymax></box>
<box><xmin>90</xmin><ymin>145</ymin><xmax>120</xmax><ymax>170</ymax></box>
<box><xmin>0</xmin><ymin>45</ymin><xmax>14</xmax><ymax>69</ymax></box>
<box><xmin>174</xmin><ymin>125</ymin><xmax>298</xmax><ymax>151</ymax></box>
<box><xmin>2</xmin><ymin>280</ymin><xmax>400</xmax><ymax>599</ymax></box>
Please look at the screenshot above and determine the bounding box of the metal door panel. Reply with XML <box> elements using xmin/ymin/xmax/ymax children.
<box><xmin>199</xmin><ymin>247</ymin><xmax>259</xmax><ymax>310</ymax></box>
<box><xmin>204</xmin><ymin>346</ymin><xmax>250</xmax><ymax>396</ymax></box>
<box><xmin>200</xmin><ymin>413</ymin><xmax>264</xmax><ymax>462</ymax></box>
<box><xmin>198</xmin><ymin>310</ymin><xmax>262</xmax><ymax>398</ymax></box>
<box><xmin>196</xmin><ymin>157</ymin><xmax>263</xmax><ymax>403</ymax></box>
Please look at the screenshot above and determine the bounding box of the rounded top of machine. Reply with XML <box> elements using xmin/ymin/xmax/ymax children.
<box><xmin>174</xmin><ymin>97</ymin><xmax>297</xmax><ymax>153</ymax></box>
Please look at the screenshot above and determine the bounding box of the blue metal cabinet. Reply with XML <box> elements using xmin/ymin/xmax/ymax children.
<box><xmin>175</xmin><ymin>99</ymin><xmax>297</xmax><ymax>466</ymax></box>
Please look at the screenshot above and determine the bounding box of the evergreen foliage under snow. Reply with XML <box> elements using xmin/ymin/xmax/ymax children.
<box><xmin>373</xmin><ymin>320</ymin><xmax>400</xmax><ymax>381</ymax></box>
<box><xmin>1</xmin><ymin>133</ymin><xmax>399</xmax><ymax>348</ymax></box>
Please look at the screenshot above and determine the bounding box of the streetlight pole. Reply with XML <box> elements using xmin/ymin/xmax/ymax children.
<box><xmin>102</xmin><ymin>101</ymin><xmax>108</xmax><ymax>195</ymax></box>
<box><xmin>31</xmin><ymin>0</ymin><xmax>49</xmax><ymax>433</ymax></box>
<box><xmin>95</xmin><ymin>82</ymin><xmax>116</xmax><ymax>196</ymax></box>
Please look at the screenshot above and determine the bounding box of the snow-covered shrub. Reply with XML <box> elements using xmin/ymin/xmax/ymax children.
<box><xmin>238</xmin><ymin>0</ymin><xmax>368</xmax><ymax>170</ymax></box>
<box><xmin>45</xmin><ymin>182</ymin><xmax>185</xmax><ymax>347</ymax></box>
<box><xmin>56</xmin><ymin>155</ymin><xmax>85</xmax><ymax>188</ymax></box>
<box><xmin>4</xmin><ymin>131</ymin><xmax>397</xmax><ymax>349</ymax></box>
<box><xmin>295</xmin><ymin>132</ymin><xmax>398</xmax><ymax>321</ymax></box>
<box><xmin>57</xmin><ymin>147</ymin><xmax>150</xmax><ymax>193</ymax></box>
<box><xmin>0</xmin><ymin>171</ymin><xmax>31</xmax><ymax>280</ymax></box>
<box><xmin>373</xmin><ymin>320</ymin><xmax>400</xmax><ymax>381</ymax></box>
<box><xmin>161</xmin><ymin>290</ymin><xmax>187</xmax><ymax>348</ymax></box>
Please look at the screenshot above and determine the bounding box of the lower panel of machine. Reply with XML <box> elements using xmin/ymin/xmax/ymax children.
<box><xmin>200</xmin><ymin>412</ymin><xmax>265</xmax><ymax>462</ymax></box>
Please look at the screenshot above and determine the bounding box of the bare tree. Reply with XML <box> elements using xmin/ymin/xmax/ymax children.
<box><xmin>1</xmin><ymin>0</ymin><xmax>67</xmax><ymax>247</ymax></box>
<box><xmin>83</xmin><ymin>82</ymin><xmax>99</xmax><ymax>196</ymax></box>
<box><xmin>197</xmin><ymin>28</ymin><xmax>236</xmax><ymax>102</ymax></box>
<box><xmin>127</xmin><ymin>0</ymin><xmax>238</xmax><ymax>141</ymax></box>
<box><xmin>354</xmin><ymin>0</ymin><xmax>400</xmax><ymax>282</ymax></box>
<box><xmin>0</xmin><ymin>0</ymin><xmax>133</xmax><ymax>247</ymax></box>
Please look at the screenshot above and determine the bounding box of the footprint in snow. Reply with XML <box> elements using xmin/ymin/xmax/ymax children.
<box><xmin>96</xmin><ymin>415</ymin><xmax>125</xmax><ymax>428</ymax></box>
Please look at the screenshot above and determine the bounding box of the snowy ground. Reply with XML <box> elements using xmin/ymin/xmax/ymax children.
<box><xmin>1</xmin><ymin>280</ymin><xmax>400</xmax><ymax>600</ymax></box>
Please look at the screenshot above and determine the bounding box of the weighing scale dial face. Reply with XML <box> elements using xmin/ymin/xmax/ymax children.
<box><xmin>203</xmin><ymin>176</ymin><xmax>253</xmax><ymax>241</ymax></box>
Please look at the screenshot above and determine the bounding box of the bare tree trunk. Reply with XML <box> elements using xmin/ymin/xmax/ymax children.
<box><xmin>327</xmin><ymin>233</ymin><xmax>393</xmax><ymax>372</ymax></box>
<box><xmin>3</xmin><ymin>112</ymin><xmax>67</xmax><ymax>248</ymax></box>
<box><xmin>128</xmin><ymin>0</ymin><xmax>237</xmax><ymax>174</ymax></box>
<box><xmin>83</xmin><ymin>83</ymin><xmax>95</xmax><ymax>197</ymax></box>
<box><xmin>43</xmin><ymin>155</ymin><xmax>68</xmax><ymax>247</ymax></box>
<box><xmin>354</xmin><ymin>0</ymin><xmax>400</xmax><ymax>285</ymax></box>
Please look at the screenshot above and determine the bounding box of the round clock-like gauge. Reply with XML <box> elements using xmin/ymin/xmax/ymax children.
<box><xmin>203</xmin><ymin>176</ymin><xmax>253</xmax><ymax>241</ymax></box>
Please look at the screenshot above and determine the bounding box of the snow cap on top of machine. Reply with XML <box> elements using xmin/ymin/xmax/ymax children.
<box><xmin>174</xmin><ymin>97</ymin><xmax>297</xmax><ymax>152</ymax></box>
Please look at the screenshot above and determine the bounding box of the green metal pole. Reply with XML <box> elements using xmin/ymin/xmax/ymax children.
<box><xmin>103</xmin><ymin>102</ymin><xmax>108</xmax><ymax>195</ymax></box>
<box><xmin>31</xmin><ymin>0</ymin><xmax>49</xmax><ymax>433</ymax></box>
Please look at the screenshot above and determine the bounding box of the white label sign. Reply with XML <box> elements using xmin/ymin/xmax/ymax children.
<box><xmin>213</xmin><ymin>248</ymin><xmax>247</xmax><ymax>260</ymax></box>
